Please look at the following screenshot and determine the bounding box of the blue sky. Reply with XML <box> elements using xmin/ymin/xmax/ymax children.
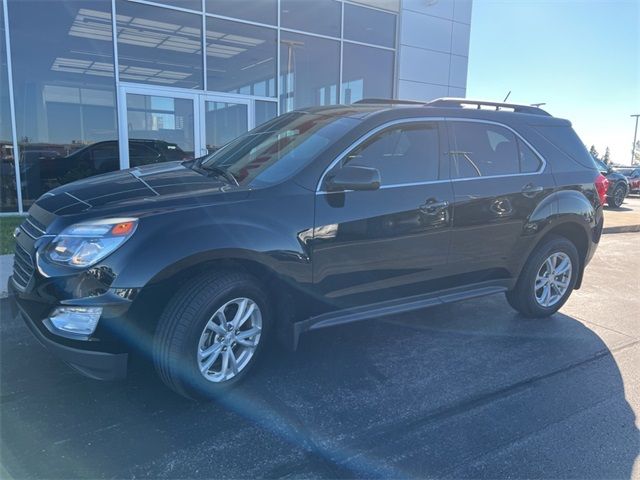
<box><xmin>467</xmin><ymin>0</ymin><xmax>639</xmax><ymax>164</ymax></box>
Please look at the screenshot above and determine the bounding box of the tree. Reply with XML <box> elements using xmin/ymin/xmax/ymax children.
<box><xmin>589</xmin><ymin>145</ymin><xmax>599</xmax><ymax>160</ymax></box>
<box><xmin>602</xmin><ymin>147</ymin><xmax>611</xmax><ymax>165</ymax></box>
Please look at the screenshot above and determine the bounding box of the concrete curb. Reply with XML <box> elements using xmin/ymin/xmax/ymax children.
<box><xmin>602</xmin><ymin>224</ymin><xmax>640</xmax><ymax>234</ymax></box>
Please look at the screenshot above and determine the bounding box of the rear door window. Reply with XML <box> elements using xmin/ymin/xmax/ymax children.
<box><xmin>448</xmin><ymin>122</ymin><xmax>520</xmax><ymax>178</ymax></box>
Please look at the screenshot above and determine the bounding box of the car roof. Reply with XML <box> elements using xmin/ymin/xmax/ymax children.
<box><xmin>300</xmin><ymin>98</ymin><xmax>571</xmax><ymax>127</ymax></box>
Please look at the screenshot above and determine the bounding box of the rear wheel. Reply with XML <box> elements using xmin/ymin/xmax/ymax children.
<box><xmin>506</xmin><ymin>235</ymin><xmax>579</xmax><ymax>318</ymax></box>
<box><xmin>607</xmin><ymin>183</ymin><xmax>626</xmax><ymax>208</ymax></box>
<box><xmin>153</xmin><ymin>271</ymin><xmax>270</xmax><ymax>399</ymax></box>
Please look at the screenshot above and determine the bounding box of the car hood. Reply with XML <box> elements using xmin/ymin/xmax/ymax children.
<box><xmin>35</xmin><ymin>161</ymin><xmax>245</xmax><ymax>216</ymax></box>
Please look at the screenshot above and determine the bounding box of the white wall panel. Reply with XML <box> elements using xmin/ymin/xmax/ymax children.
<box><xmin>400</xmin><ymin>10</ymin><xmax>453</xmax><ymax>53</ymax></box>
<box><xmin>453</xmin><ymin>0</ymin><xmax>473</xmax><ymax>24</ymax></box>
<box><xmin>402</xmin><ymin>0</ymin><xmax>454</xmax><ymax>20</ymax></box>
<box><xmin>449</xmin><ymin>54</ymin><xmax>468</xmax><ymax>88</ymax></box>
<box><xmin>398</xmin><ymin>46</ymin><xmax>450</xmax><ymax>85</ymax></box>
<box><xmin>451</xmin><ymin>21</ymin><xmax>470</xmax><ymax>57</ymax></box>
<box><xmin>398</xmin><ymin>79</ymin><xmax>449</xmax><ymax>101</ymax></box>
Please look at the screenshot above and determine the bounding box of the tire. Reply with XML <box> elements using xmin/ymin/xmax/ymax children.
<box><xmin>153</xmin><ymin>271</ymin><xmax>271</xmax><ymax>400</ymax></box>
<box><xmin>506</xmin><ymin>235</ymin><xmax>579</xmax><ymax>318</ymax></box>
<box><xmin>607</xmin><ymin>183</ymin><xmax>626</xmax><ymax>208</ymax></box>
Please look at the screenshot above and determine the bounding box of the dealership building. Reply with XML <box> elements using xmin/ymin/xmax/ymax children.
<box><xmin>0</xmin><ymin>0</ymin><xmax>471</xmax><ymax>214</ymax></box>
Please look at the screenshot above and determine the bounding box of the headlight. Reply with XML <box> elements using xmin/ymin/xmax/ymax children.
<box><xmin>43</xmin><ymin>218</ymin><xmax>138</xmax><ymax>268</ymax></box>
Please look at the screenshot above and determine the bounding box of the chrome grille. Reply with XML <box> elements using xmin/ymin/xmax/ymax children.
<box><xmin>20</xmin><ymin>215</ymin><xmax>47</xmax><ymax>239</ymax></box>
<box><xmin>12</xmin><ymin>243</ymin><xmax>35</xmax><ymax>291</ymax></box>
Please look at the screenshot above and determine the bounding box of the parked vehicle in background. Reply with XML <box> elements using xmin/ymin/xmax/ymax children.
<box><xmin>9</xmin><ymin>98</ymin><xmax>604</xmax><ymax>400</ymax></box>
<box><xmin>594</xmin><ymin>160</ymin><xmax>629</xmax><ymax>208</ymax></box>
<box><xmin>615</xmin><ymin>166</ymin><xmax>640</xmax><ymax>195</ymax></box>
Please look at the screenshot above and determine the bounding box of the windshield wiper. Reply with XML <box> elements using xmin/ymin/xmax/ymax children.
<box><xmin>199</xmin><ymin>164</ymin><xmax>239</xmax><ymax>186</ymax></box>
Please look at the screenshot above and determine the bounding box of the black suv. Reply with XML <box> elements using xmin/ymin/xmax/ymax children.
<box><xmin>593</xmin><ymin>159</ymin><xmax>629</xmax><ymax>208</ymax></box>
<box><xmin>8</xmin><ymin>99</ymin><xmax>604</xmax><ymax>399</ymax></box>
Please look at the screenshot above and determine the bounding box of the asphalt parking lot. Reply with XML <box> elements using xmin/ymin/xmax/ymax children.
<box><xmin>1</xmin><ymin>233</ymin><xmax>639</xmax><ymax>479</ymax></box>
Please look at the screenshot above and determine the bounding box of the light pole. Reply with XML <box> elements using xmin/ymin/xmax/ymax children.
<box><xmin>631</xmin><ymin>114</ymin><xmax>640</xmax><ymax>165</ymax></box>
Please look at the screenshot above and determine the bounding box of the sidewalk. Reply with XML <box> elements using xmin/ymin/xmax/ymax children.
<box><xmin>2</xmin><ymin>196</ymin><xmax>639</xmax><ymax>297</ymax></box>
<box><xmin>602</xmin><ymin>195</ymin><xmax>640</xmax><ymax>234</ymax></box>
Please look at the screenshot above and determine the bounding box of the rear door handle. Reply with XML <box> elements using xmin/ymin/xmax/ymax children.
<box><xmin>521</xmin><ymin>183</ymin><xmax>544</xmax><ymax>197</ymax></box>
<box><xmin>420</xmin><ymin>199</ymin><xmax>449</xmax><ymax>214</ymax></box>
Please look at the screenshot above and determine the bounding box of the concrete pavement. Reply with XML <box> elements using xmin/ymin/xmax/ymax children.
<box><xmin>0</xmin><ymin>233</ymin><xmax>638</xmax><ymax>479</ymax></box>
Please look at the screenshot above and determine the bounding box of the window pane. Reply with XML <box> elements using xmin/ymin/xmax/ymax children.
<box><xmin>344</xmin><ymin>124</ymin><xmax>440</xmax><ymax>184</ymax></box>
<box><xmin>206</xmin><ymin>0</ymin><xmax>277</xmax><ymax>26</ymax></box>
<box><xmin>205</xmin><ymin>101</ymin><xmax>248</xmax><ymax>153</ymax></box>
<box><xmin>153</xmin><ymin>0</ymin><xmax>202</xmax><ymax>11</ymax></box>
<box><xmin>344</xmin><ymin>3</ymin><xmax>396</xmax><ymax>48</ymax></box>
<box><xmin>126</xmin><ymin>94</ymin><xmax>195</xmax><ymax>166</ymax></box>
<box><xmin>449</xmin><ymin>122</ymin><xmax>519</xmax><ymax>178</ymax></box>
<box><xmin>255</xmin><ymin>101</ymin><xmax>277</xmax><ymax>126</ymax></box>
<box><xmin>348</xmin><ymin>0</ymin><xmax>400</xmax><ymax>12</ymax></box>
<box><xmin>1</xmin><ymin>0</ymin><xmax>17</xmax><ymax>212</ymax></box>
<box><xmin>280</xmin><ymin>32</ymin><xmax>339</xmax><ymax>112</ymax></box>
<box><xmin>342</xmin><ymin>43</ymin><xmax>394</xmax><ymax>104</ymax></box>
<box><xmin>8</xmin><ymin>0</ymin><xmax>118</xmax><ymax>209</ymax></box>
<box><xmin>206</xmin><ymin>18</ymin><xmax>276</xmax><ymax>97</ymax></box>
<box><xmin>116</xmin><ymin>0</ymin><xmax>202</xmax><ymax>89</ymax></box>
<box><xmin>281</xmin><ymin>0</ymin><xmax>341</xmax><ymax>37</ymax></box>
<box><xmin>518</xmin><ymin>139</ymin><xmax>542</xmax><ymax>173</ymax></box>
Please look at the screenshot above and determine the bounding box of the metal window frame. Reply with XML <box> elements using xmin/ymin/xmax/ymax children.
<box><xmin>315</xmin><ymin>117</ymin><xmax>548</xmax><ymax>194</ymax></box>
<box><xmin>2</xmin><ymin>0</ymin><xmax>22</xmax><ymax>214</ymax></box>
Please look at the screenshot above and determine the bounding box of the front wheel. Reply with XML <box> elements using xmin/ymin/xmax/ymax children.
<box><xmin>607</xmin><ymin>184</ymin><xmax>626</xmax><ymax>208</ymax></box>
<box><xmin>153</xmin><ymin>271</ymin><xmax>271</xmax><ymax>399</ymax></box>
<box><xmin>506</xmin><ymin>235</ymin><xmax>579</xmax><ymax>318</ymax></box>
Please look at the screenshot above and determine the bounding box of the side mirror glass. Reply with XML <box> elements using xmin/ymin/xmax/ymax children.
<box><xmin>325</xmin><ymin>165</ymin><xmax>381</xmax><ymax>192</ymax></box>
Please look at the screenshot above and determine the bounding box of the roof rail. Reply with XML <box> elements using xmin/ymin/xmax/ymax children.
<box><xmin>353</xmin><ymin>98</ymin><xmax>424</xmax><ymax>105</ymax></box>
<box><xmin>427</xmin><ymin>98</ymin><xmax>551</xmax><ymax>116</ymax></box>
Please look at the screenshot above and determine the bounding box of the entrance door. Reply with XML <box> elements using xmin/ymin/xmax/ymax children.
<box><xmin>118</xmin><ymin>85</ymin><xmax>259</xmax><ymax>167</ymax></box>
<box><xmin>119</xmin><ymin>85</ymin><xmax>199</xmax><ymax>169</ymax></box>
<box><xmin>201</xmin><ymin>96</ymin><xmax>251</xmax><ymax>156</ymax></box>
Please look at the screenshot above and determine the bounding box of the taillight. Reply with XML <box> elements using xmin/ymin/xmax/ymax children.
<box><xmin>594</xmin><ymin>173</ymin><xmax>609</xmax><ymax>206</ymax></box>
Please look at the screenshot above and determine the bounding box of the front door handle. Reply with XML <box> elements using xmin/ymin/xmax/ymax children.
<box><xmin>420</xmin><ymin>199</ymin><xmax>449</xmax><ymax>214</ymax></box>
<box><xmin>521</xmin><ymin>183</ymin><xmax>544</xmax><ymax>198</ymax></box>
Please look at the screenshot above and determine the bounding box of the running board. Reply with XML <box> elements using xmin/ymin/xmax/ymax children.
<box><xmin>290</xmin><ymin>280</ymin><xmax>511</xmax><ymax>350</ymax></box>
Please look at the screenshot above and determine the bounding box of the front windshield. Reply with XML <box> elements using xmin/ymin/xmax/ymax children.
<box><xmin>199</xmin><ymin>111</ymin><xmax>360</xmax><ymax>187</ymax></box>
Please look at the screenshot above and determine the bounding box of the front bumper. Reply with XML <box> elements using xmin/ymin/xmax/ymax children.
<box><xmin>8</xmin><ymin>278</ymin><xmax>129</xmax><ymax>380</ymax></box>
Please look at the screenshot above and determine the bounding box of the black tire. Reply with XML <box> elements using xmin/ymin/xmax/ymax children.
<box><xmin>607</xmin><ymin>183</ymin><xmax>626</xmax><ymax>208</ymax></box>
<box><xmin>506</xmin><ymin>235</ymin><xmax>579</xmax><ymax>318</ymax></box>
<box><xmin>153</xmin><ymin>271</ymin><xmax>271</xmax><ymax>400</ymax></box>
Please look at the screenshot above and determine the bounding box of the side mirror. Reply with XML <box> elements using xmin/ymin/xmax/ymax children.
<box><xmin>325</xmin><ymin>165</ymin><xmax>381</xmax><ymax>192</ymax></box>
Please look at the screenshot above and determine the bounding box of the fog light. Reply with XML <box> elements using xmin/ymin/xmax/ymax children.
<box><xmin>49</xmin><ymin>307</ymin><xmax>102</xmax><ymax>336</ymax></box>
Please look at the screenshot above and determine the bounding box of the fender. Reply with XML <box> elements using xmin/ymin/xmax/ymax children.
<box><xmin>513</xmin><ymin>188</ymin><xmax>599</xmax><ymax>284</ymax></box>
<box><xmin>100</xmin><ymin>190</ymin><xmax>316</xmax><ymax>290</ymax></box>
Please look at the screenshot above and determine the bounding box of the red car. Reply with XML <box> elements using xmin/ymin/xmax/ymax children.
<box><xmin>616</xmin><ymin>167</ymin><xmax>640</xmax><ymax>195</ymax></box>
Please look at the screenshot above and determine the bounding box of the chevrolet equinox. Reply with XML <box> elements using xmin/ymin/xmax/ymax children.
<box><xmin>9</xmin><ymin>99</ymin><xmax>605</xmax><ymax>399</ymax></box>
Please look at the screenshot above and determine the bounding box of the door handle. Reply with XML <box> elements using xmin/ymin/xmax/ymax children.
<box><xmin>420</xmin><ymin>199</ymin><xmax>449</xmax><ymax>214</ymax></box>
<box><xmin>521</xmin><ymin>183</ymin><xmax>544</xmax><ymax>198</ymax></box>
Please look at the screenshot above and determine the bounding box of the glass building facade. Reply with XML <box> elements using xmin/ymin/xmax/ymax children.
<box><xmin>1</xmin><ymin>0</ymin><xmax>471</xmax><ymax>214</ymax></box>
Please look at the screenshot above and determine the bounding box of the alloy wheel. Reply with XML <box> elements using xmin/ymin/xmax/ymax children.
<box><xmin>197</xmin><ymin>297</ymin><xmax>262</xmax><ymax>382</ymax></box>
<box><xmin>534</xmin><ymin>252</ymin><xmax>572</xmax><ymax>308</ymax></box>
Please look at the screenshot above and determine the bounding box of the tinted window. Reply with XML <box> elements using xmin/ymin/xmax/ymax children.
<box><xmin>281</xmin><ymin>0</ymin><xmax>341</xmax><ymax>37</ymax></box>
<box><xmin>206</xmin><ymin>18</ymin><xmax>277</xmax><ymax>97</ymax></box>
<box><xmin>343</xmin><ymin>124</ymin><xmax>440</xmax><ymax>185</ymax></box>
<box><xmin>280</xmin><ymin>32</ymin><xmax>340</xmax><ymax>112</ymax></box>
<box><xmin>518</xmin><ymin>139</ymin><xmax>542</xmax><ymax>173</ymax></box>
<box><xmin>449</xmin><ymin>122</ymin><xmax>519</xmax><ymax>178</ymax></box>
<box><xmin>342</xmin><ymin>43</ymin><xmax>394</xmax><ymax>104</ymax></box>
<box><xmin>9</xmin><ymin>0</ymin><xmax>118</xmax><ymax>208</ymax></box>
<box><xmin>344</xmin><ymin>3</ymin><xmax>396</xmax><ymax>48</ymax></box>
<box><xmin>206</xmin><ymin>0</ymin><xmax>277</xmax><ymax>25</ymax></box>
<box><xmin>116</xmin><ymin>1</ymin><xmax>202</xmax><ymax>89</ymax></box>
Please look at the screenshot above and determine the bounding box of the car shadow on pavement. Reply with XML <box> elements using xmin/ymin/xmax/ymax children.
<box><xmin>1</xmin><ymin>295</ymin><xmax>638</xmax><ymax>479</ymax></box>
